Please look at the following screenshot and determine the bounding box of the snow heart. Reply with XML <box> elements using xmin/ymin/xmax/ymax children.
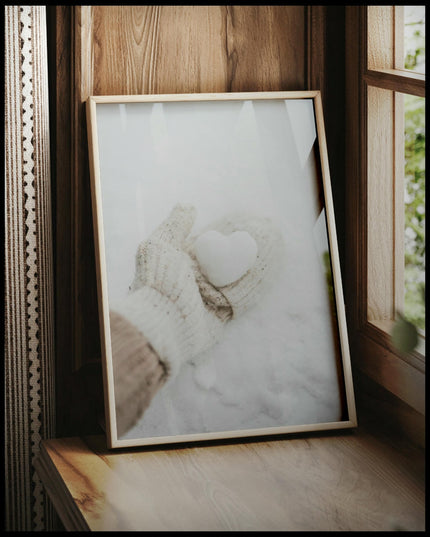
<box><xmin>193</xmin><ymin>229</ymin><xmax>258</xmax><ymax>288</ymax></box>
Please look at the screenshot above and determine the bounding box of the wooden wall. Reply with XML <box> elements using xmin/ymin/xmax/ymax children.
<box><xmin>47</xmin><ymin>6</ymin><xmax>343</xmax><ymax>437</ymax></box>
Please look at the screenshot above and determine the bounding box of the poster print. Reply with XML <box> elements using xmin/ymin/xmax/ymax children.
<box><xmin>86</xmin><ymin>91</ymin><xmax>357</xmax><ymax>448</ymax></box>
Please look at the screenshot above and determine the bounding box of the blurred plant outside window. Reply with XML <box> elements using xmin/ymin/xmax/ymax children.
<box><xmin>403</xmin><ymin>6</ymin><xmax>425</xmax><ymax>334</ymax></box>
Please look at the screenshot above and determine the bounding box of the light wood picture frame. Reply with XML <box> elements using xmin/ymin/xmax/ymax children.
<box><xmin>86</xmin><ymin>91</ymin><xmax>357</xmax><ymax>449</ymax></box>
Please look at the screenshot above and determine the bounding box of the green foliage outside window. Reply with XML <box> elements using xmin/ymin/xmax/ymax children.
<box><xmin>404</xmin><ymin>94</ymin><xmax>425</xmax><ymax>332</ymax></box>
<box><xmin>403</xmin><ymin>10</ymin><xmax>425</xmax><ymax>333</ymax></box>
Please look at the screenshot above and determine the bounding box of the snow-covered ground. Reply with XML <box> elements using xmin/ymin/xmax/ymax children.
<box><xmin>96</xmin><ymin>97</ymin><xmax>345</xmax><ymax>441</ymax></box>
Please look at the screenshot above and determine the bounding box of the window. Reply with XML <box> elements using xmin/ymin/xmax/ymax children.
<box><xmin>366</xmin><ymin>6</ymin><xmax>425</xmax><ymax>351</ymax></box>
<box><xmin>345</xmin><ymin>6</ymin><xmax>425</xmax><ymax>416</ymax></box>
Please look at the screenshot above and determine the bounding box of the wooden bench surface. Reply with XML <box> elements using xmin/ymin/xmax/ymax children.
<box><xmin>35</xmin><ymin>430</ymin><xmax>425</xmax><ymax>531</ymax></box>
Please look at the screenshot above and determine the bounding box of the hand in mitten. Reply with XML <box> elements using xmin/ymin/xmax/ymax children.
<box><xmin>187</xmin><ymin>212</ymin><xmax>284</xmax><ymax>319</ymax></box>
<box><xmin>115</xmin><ymin>204</ymin><xmax>283</xmax><ymax>381</ymax></box>
<box><xmin>115</xmin><ymin>204</ymin><xmax>226</xmax><ymax>382</ymax></box>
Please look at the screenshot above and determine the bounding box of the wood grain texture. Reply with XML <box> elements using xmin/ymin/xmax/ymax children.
<box><xmin>47</xmin><ymin>6</ymin><xmax>75</xmax><ymax>437</ymax></box>
<box><xmin>324</xmin><ymin>6</ymin><xmax>346</xmax><ymax>268</ymax></box>
<box><xmin>364</xmin><ymin>69</ymin><xmax>426</xmax><ymax>98</ymax></box>
<box><xmin>307</xmin><ymin>6</ymin><xmax>327</xmax><ymax>101</ymax></box>
<box><xmin>367</xmin><ymin>85</ymin><xmax>395</xmax><ymax>321</ymax></box>
<box><xmin>367</xmin><ymin>6</ymin><xmax>394</xmax><ymax>70</ymax></box>
<box><xmin>344</xmin><ymin>5</ymin><xmax>367</xmax><ymax>333</ymax></box>
<box><xmin>353</xmin><ymin>371</ymin><xmax>425</xmax><ymax>450</ymax></box>
<box><xmin>87</xmin><ymin>6</ymin><xmax>306</xmax><ymax>96</ymax></box>
<box><xmin>354</xmin><ymin>327</ymin><xmax>425</xmax><ymax>415</ymax></box>
<box><xmin>36</xmin><ymin>432</ymin><xmax>425</xmax><ymax>531</ymax></box>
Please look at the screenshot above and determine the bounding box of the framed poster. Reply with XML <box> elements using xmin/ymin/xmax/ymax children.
<box><xmin>86</xmin><ymin>91</ymin><xmax>357</xmax><ymax>449</ymax></box>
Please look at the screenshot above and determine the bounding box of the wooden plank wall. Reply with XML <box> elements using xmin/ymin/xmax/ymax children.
<box><xmin>47</xmin><ymin>5</ymin><xmax>334</xmax><ymax>437</ymax></box>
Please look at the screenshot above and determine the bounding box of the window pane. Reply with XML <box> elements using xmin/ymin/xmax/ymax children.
<box><xmin>404</xmin><ymin>93</ymin><xmax>425</xmax><ymax>332</ymax></box>
<box><xmin>404</xmin><ymin>5</ymin><xmax>425</xmax><ymax>74</ymax></box>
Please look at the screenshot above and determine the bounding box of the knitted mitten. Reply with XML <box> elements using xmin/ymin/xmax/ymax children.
<box><xmin>187</xmin><ymin>213</ymin><xmax>283</xmax><ymax>319</ymax></box>
<box><xmin>115</xmin><ymin>204</ymin><xmax>225</xmax><ymax>381</ymax></box>
<box><xmin>116</xmin><ymin>204</ymin><xmax>283</xmax><ymax>383</ymax></box>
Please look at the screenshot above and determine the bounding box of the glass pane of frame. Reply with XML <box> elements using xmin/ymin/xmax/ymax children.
<box><xmin>86</xmin><ymin>92</ymin><xmax>357</xmax><ymax>448</ymax></box>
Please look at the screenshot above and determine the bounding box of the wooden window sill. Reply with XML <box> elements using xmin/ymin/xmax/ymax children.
<box><xmin>35</xmin><ymin>429</ymin><xmax>425</xmax><ymax>531</ymax></box>
<box><xmin>368</xmin><ymin>319</ymin><xmax>425</xmax><ymax>364</ymax></box>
